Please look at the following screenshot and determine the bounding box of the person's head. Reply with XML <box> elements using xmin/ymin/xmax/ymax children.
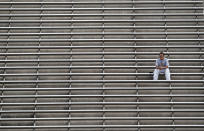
<box><xmin>159</xmin><ymin>51</ymin><xmax>164</xmax><ymax>60</ymax></box>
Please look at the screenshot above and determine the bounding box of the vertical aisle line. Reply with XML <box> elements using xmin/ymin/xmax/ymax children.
<box><xmin>102</xmin><ymin>1</ymin><xmax>106</xmax><ymax>131</ymax></box>
<box><xmin>33</xmin><ymin>0</ymin><xmax>44</xmax><ymax>130</ymax></box>
<box><xmin>163</xmin><ymin>1</ymin><xmax>175</xmax><ymax>130</ymax></box>
<box><xmin>132</xmin><ymin>0</ymin><xmax>140</xmax><ymax>131</ymax></box>
<box><xmin>67</xmin><ymin>1</ymin><xmax>74</xmax><ymax>130</ymax></box>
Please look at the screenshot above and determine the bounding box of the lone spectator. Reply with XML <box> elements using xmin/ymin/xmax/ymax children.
<box><xmin>153</xmin><ymin>51</ymin><xmax>171</xmax><ymax>80</ymax></box>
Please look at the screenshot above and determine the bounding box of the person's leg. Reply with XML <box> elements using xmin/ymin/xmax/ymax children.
<box><xmin>165</xmin><ymin>68</ymin><xmax>171</xmax><ymax>80</ymax></box>
<box><xmin>153</xmin><ymin>69</ymin><xmax>160</xmax><ymax>80</ymax></box>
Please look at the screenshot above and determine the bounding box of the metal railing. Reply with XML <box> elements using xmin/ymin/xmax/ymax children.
<box><xmin>0</xmin><ymin>1</ymin><xmax>202</xmax><ymax>4</ymax></box>
<box><xmin>0</xmin><ymin>19</ymin><xmax>203</xmax><ymax>23</ymax></box>
<box><xmin>0</xmin><ymin>6</ymin><xmax>202</xmax><ymax>10</ymax></box>
<box><xmin>0</xmin><ymin>26</ymin><xmax>203</xmax><ymax>29</ymax></box>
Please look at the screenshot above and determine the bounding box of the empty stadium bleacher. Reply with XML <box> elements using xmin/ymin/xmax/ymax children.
<box><xmin>0</xmin><ymin>0</ymin><xmax>204</xmax><ymax>131</ymax></box>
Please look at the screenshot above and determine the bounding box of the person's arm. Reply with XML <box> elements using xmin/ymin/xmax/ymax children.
<box><xmin>156</xmin><ymin>66</ymin><xmax>162</xmax><ymax>70</ymax></box>
<box><xmin>160</xmin><ymin>59</ymin><xmax>169</xmax><ymax>69</ymax></box>
<box><xmin>155</xmin><ymin>59</ymin><xmax>162</xmax><ymax>70</ymax></box>
<box><xmin>160</xmin><ymin>66</ymin><xmax>168</xmax><ymax>69</ymax></box>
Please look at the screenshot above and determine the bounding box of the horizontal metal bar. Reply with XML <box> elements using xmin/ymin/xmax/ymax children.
<box><xmin>0</xmin><ymin>80</ymin><xmax>203</xmax><ymax>84</ymax></box>
<box><xmin>0</xmin><ymin>7</ymin><xmax>202</xmax><ymax>11</ymax></box>
<box><xmin>0</xmin><ymin>59</ymin><xmax>203</xmax><ymax>63</ymax></box>
<box><xmin>0</xmin><ymin>19</ymin><xmax>203</xmax><ymax>23</ymax></box>
<box><xmin>0</xmin><ymin>1</ymin><xmax>202</xmax><ymax>5</ymax></box>
<box><xmin>0</xmin><ymin>73</ymin><xmax>203</xmax><ymax>77</ymax></box>
<box><xmin>0</xmin><ymin>39</ymin><xmax>204</xmax><ymax>42</ymax></box>
<box><xmin>0</xmin><ymin>45</ymin><xmax>203</xmax><ymax>49</ymax></box>
<box><xmin>0</xmin><ymin>52</ymin><xmax>203</xmax><ymax>56</ymax></box>
<box><xmin>0</xmin><ymin>66</ymin><xmax>203</xmax><ymax>70</ymax></box>
<box><xmin>1</xmin><ymin>87</ymin><xmax>204</xmax><ymax>91</ymax></box>
<box><xmin>1</xmin><ymin>117</ymin><xmax>204</xmax><ymax>121</ymax></box>
<box><xmin>0</xmin><ymin>26</ymin><xmax>203</xmax><ymax>30</ymax></box>
<box><xmin>1</xmin><ymin>125</ymin><xmax>204</xmax><ymax>129</ymax></box>
<box><xmin>1</xmin><ymin>102</ymin><xmax>204</xmax><ymax>106</ymax></box>
<box><xmin>1</xmin><ymin>109</ymin><xmax>204</xmax><ymax>113</ymax></box>
<box><xmin>1</xmin><ymin>94</ymin><xmax>203</xmax><ymax>98</ymax></box>
<box><xmin>0</xmin><ymin>13</ymin><xmax>203</xmax><ymax>17</ymax></box>
<box><xmin>0</xmin><ymin>32</ymin><xmax>204</xmax><ymax>36</ymax></box>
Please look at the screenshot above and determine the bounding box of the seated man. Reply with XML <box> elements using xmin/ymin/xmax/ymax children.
<box><xmin>153</xmin><ymin>51</ymin><xmax>171</xmax><ymax>80</ymax></box>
